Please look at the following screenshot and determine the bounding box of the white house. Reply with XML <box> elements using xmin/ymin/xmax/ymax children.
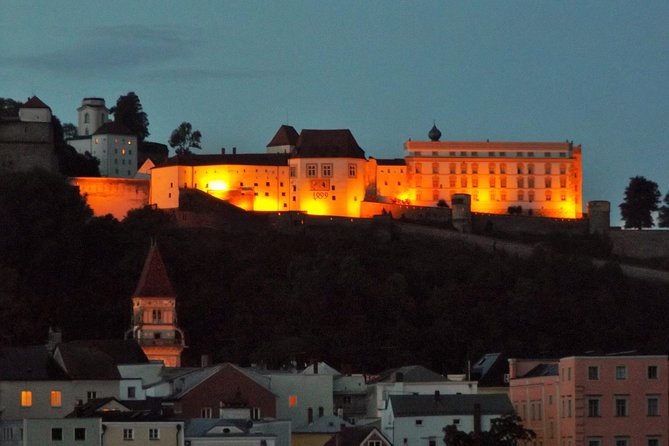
<box><xmin>382</xmin><ymin>393</ymin><xmax>513</xmax><ymax>446</ymax></box>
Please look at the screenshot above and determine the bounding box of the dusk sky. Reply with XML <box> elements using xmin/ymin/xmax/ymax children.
<box><xmin>2</xmin><ymin>1</ymin><xmax>668</xmax><ymax>223</ymax></box>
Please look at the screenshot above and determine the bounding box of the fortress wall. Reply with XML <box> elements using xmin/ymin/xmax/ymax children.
<box><xmin>471</xmin><ymin>212</ymin><xmax>589</xmax><ymax>236</ymax></box>
<box><xmin>608</xmin><ymin>229</ymin><xmax>669</xmax><ymax>260</ymax></box>
<box><xmin>72</xmin><ymin>177</ymin><xmax>149</xmax><ymax>220</ymax></box>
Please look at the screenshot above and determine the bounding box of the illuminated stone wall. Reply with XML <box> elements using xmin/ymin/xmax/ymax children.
<box><xmin>72</xmin><ymin>177</ymin><xmax>149</xmax><ymax>219</ymax></box>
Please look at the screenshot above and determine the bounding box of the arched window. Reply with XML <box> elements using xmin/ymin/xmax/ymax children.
<box><xmin>84</xmin><ymin>113</ymin><xmax>89</xmax><ymax>124</ymax></box>
<box><xmin>308</xmin><ymin>408</ymin><xmax>314</xmax><ymax>423</ymax></box>
<box><xmin>318</xmin><ymin>406</ymin><xmax>324</xmax><ymax>417</ymax></box>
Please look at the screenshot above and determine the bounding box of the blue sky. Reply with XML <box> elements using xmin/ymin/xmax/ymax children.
<box><xmin>1</xmin><ymin>1</ymin><xmax>668</xmax><ymax>223</ymax></box>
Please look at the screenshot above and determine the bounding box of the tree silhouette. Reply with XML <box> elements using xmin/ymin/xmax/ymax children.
<box><xmin>658</xmin><ymin>191</ymin><xmax>669</xmax><ymax>228</ymax></box>
<box><xmin>169</xmin><ymin>122</ymin><xmax>202</xmax><ymax>156</ymax></box>
<box><xmin>619</xmin><ymin>176</ymin><xmax>660</xmax><ymax>229</ymax></box>
<box><xmin>110</xmin><ymin>92</ymin><xmax>149</xmax><ymax>143</ymax></box>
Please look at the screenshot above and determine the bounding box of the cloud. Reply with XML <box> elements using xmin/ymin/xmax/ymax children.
<box><xmin>0</xmin><ymin>24</ymin><xmax>201</xmax><ymax>78</ymax></box>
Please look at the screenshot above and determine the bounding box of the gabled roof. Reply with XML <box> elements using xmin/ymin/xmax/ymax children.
<box><xmin>267</xmin><ymin>125</ymin><xmax>299</xmax><ymax>147</ymax></box>
<box><xmin>66</xmin><ymin>396</ymin><xmax>164</xmax><ymax>418</ymax></box>
<box><xmin>133</xmin><ymin>244</ymin><xmax>176</xmax><ymax>297</ymax></box>
<box><xmin>0</xmin><ymin>346</ymin><xmax>68</xmax><ymax>380</ymax></box>
<box><xmin>293</xmin><ymin>129</ymin><xmax>366</xmax><ymax>159</ymax></box>
<box><xmin>324</xmin><ymin>426</ymin><xmax>390</xmax><ymax>446</ymax></box>
<box><xmin>22</xmin><ymin>96</ymin><xmax>50</xmax><ymax>109</ymax></box>
<box><xmin>520</xmin><ymin>363</ymin><xmax>559</xmax><ymax>378</ymax></box>
<box><xmin>389</xmin><ymin>394</ymin><xmax>513</xmax><ymax>417</ymax></box>
<box><xmin>93</xmin><ymin>121</ymin><xmax>135</xmax><ymax>136</ymax></box>
<box><xmin>471</xmin><ymin>352</ymin><xmax>508</xmax><ymax>387</ymax></box>
<box><xmin>368</xmin><ymin>365</ymin><xmax>446</xmax><ymax>384</ymax></box>
<box><xmin>56</xmin><ymin>340</ymin><xmax>148</xmax><ymax>379</ymax></box>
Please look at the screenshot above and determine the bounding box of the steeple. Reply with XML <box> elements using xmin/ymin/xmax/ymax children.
<box><xmin>126</xmin><ymin>243</ymin><xmax>185</xmax><ymax>367</ymax></box>
<box><xmin>428</xmin><ymin>121</ymin><xmax>442</xmax><ymax>142</ymax></box>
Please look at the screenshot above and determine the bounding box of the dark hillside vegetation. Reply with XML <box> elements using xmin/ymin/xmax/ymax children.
<box><xmin>1</xmin><ymin>171</ymin><xmax>668</xmax><ymax>373</ymax></box>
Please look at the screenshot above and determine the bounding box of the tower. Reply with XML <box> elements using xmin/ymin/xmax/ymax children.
<box><xmin>126</xmin><ymin>243</ymin><xmax>185</xmax><ymax>367</ymax></box>
<box><xmin>77</xmin><ymin>97</ymin><xmax>109</xmax><ymax>136</ymax></box>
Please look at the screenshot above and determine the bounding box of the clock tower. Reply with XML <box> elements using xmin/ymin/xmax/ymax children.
<box><xmin>127</xmin><ymin>242</ymin><xmax>185</xmax><ymax>367</ymax></box>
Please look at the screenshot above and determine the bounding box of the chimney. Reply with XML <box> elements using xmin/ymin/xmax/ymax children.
<box><xmin>46</xmin><ymin>327</ymin><xmax>62</xmax><ymax>354</ymax></box>
<box><xmin>221</xmin><ymin>147</ymin><xmax>226</xmax><ymax>154</ymax></box>
<box><xmin>233</xmin><ymin>147</ymin><xmax>237</xmax><ymax>154</ymax></box>
<box><xmin>508</xmin><ymin>358</ymin><xmax>517</xmax><ymax>379</ymax></box>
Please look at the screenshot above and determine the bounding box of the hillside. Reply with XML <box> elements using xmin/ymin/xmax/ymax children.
<box><xmin>1</xmin><ymin>171</ymin><xmax>668</xmax><ymax>373</ymax></box>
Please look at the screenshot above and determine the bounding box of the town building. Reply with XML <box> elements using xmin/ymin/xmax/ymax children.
<box><xmin>508</xmin><ymin>354</ymin><xmax>668</xmax><ymax>446</ymax></box>
<box><xmin>0</xmin><ymin>96</ymin><xmax>58</xmax><ymax>172</ymax></box>
<box><xmin>323</xmin><ymin>426</ymin><xmax>392</xmax><ymax>446</ymax></box>
<box><xmin>126</xmin><ymin>243</ymin><xmax>186</xmax><ymax>367</ymax></box>
<box><xmin>381</xmin><ymin>393</ymin><xmax>513</xmax><ymax>446</ymax></box>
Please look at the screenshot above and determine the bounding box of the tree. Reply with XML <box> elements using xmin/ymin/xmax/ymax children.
<box><xmin>169</xmin><ymin>122</ymin><xmax>202</xmax><ymax>156</ymax></box>
<box><xmin>658</xmin><ymin>191</ymin><xmax>669</xmax><ymax>228</ymax></box>
<box><xmin>110</xmin><ymin>92</ymin><xmax>150</xmax><ymax>143</ymax></box>
<box><xmin>52</xmin><ymin>116</ymin><xmax>100</xmax><ymax>177</ymax></box>
<box><xmin>619</xmin><ymin>176</ymin><xmax>660</xmax><ymax>229</ymax></box>
<box><xmin>62</xmin><ymin>122</ymin><xmax>78</xmax><ymax>140</ymax></box>
<box><xmin>443</xmin><ymin>414</ymin><xmax>535</xmax><ymax>446</ymax></box>
<box><xmin>0</xmin><ymin>98</ymin><xmax>22</xmax><ymax>117</ymax></box>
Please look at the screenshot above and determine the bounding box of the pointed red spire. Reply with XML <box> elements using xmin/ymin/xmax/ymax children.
<box><xmin>133</xmin><ymin>243</ymin><xmax>176</xmax><ymax>297</ymax></box>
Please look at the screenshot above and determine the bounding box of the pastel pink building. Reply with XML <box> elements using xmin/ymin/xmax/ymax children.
<box><xmin>508</xmin><ymin>355</ymin><xmax>668</xmax><ymax>446</ymax></box>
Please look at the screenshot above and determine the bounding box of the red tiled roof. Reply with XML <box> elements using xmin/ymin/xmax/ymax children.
<box><xmin>267</xmin><ymin>125</ymin><xmax>299</xmax><ymax>147</ymax></box>
<box><xmin>94</xmin><ymin>121</ymin><xmax>135</xmax><ymax>136</ymax></box>
<box><xmin>294</xmin><ymin>129</ymin><xmax>366</xmax><ymax>159</ymax></box>
<box><xmin>133</xmin><ymin>244</ymin><xmax>176</xmax><ymax>297</ymax></box>
<box><xmin>22</xmin><ymin>96</ymin><xmax>51</xmax><ymax>109</ymax></box>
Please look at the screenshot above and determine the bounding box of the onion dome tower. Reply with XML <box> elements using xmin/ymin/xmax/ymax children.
<box><xmin>428</xmin><ymin>122</ymin><xmax>442</xmax><ymax>142</ymax></box>
<box><xmin>126</xmin><ymin>242</ymin><xmax>185</xmax><ymax>367</ymax></box>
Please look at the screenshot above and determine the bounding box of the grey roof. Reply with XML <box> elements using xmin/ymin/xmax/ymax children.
<box><xmin>369</xmin><ymin>365</ymin><xmax>446</xmax><ymax>383</ymax></box>
<box><xmin>520</xmin><ymin>363</ymin><xmax>559</xmax><ymax>378</ymax></box>
<box><xmin>471</xmin><ymin>353</ymin><xmax>508</xmax><ymax>387</ymax></box>
<box><xmin>0</xmin><ymin>346</ymin><xmax>68</xmax><ymax>380</ymax></box>
<box><xmin>293</xmin><ymin>415</ymin><xmax>352</xmax><ymax>433</ymax></box>
<box><xmin>185</xmin><ymin>418</ymin><xmax>275</xmax><ymax>438</ymax></box>
<box><xmin>389</xmin><ymin>394</ymin><xmax>513</xmax><ymax>417</ymax></box>
<box><xmin>56</xmin><ymin>340</ymin><xmax>148</xmax><ymax>380</ymax></box>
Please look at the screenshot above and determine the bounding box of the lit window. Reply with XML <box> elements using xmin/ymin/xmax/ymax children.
<box><xmin>121</xmin><ymin>148</ymin><xmax>126</xmax><ymax>155</ymax></box>
<box><xmin>123</xmin><ymin>428</ymin><xmax>134</xmax><ymax>440</ymax></box>
<box><xmin>149</xmin><ymin>428</ymin><xmax>159</xmax><ymax>440</ymax></box>
<box><xmin>94</xmin><ymin>138</ymin><xmax>99</xmax><ymax>144</ymax></box>
<box><xmin>21</xmin><ymin>391</ymin><xmax>32</xmax><ymax>407</ymax></box>
<box><xmin>306</xmin><ymin>164</ymin><xmax>317</xmax><ymax>178</ymax></box>
<box><xmin>51</xmin><ymin>391</ymin><xmax>62</xmax><ymax>407</ymax></box>
<box><xmin>348</xmin><ymin>163</ymin><xmax>357</xmax><ymax>177</ymax></box>
<box><xmin>128</xmin><ymin>140</ymin><xmax>132</xmax><ymax>145</ymax></box>
<box><xmin>288</xmin><ymin>396</ymin><xmax>298</xmax><ymax>407</ymax></box>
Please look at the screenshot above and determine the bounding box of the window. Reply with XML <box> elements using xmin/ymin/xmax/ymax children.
<box><xmin>460</xmin><ymin>177</ymin><xmax>467</xmax><ymax>187</ymax></box>
<box><xmin>149</xmin><ymin>428</ymin><xmax>159</xmax><ymax>440</ymax></box>
<box><xmin>369</xmin><ymin>441</ymin><xmax>382</xmax><ymax>446</ymax></box>
<box><xmin>290</xmin><ymin>166</ymin><xmax>296</xmax><ymax>177</ymax></box>
<box><xmin>322</xmin><ymin>164</ymin><xmax>333</xmax><ymax>177</ymax></box>
<box><xmin>472</xmin><ymin>163</ymin><xmax>478</xmax><ymax>174</ymax></box>
<box><xmin>152</xmin><ymin>309</ymin><xmax>162</xmax><ymax>322</ymax></box>
<box><xmin>429</xmin><ymin>441</ymin><xmax>436</xmax><ymax>446</ymax></box>
<box><xmin>559</xmin><ymin>164</ymin><xmax>566</xmax><ymax>174</ymax></box>
<box><xmin>648</xmin><ymin>365</ymin><xmax>659</xmax><ymax>379</ymax></box>
<box><xmin>84</xmin><ymin>113</ymin><xmax>89</xmax><ymax>124</ymax></box>
<box><xmin>529</xmin><ymin>190</ymin><xmax>535</xmax><ymax>202</ymax></box>
<box><xmin>432</xmin><ymin>162</ymin><xmax>439</xmax><ymax>174</ymax></box>
<box><xmin>289</xmin><ymin>395</ymin><xmax>297</xmax><ymax>407</ymax></box>
<box><xmin>587</xmin><ymin>439</ymin><xmax>601</xmax><ymax>446</ymax></box>
<box><xmin>500</xmin><ymin>177</ymin><xmax>507</xmax><ymax>188</ymax></box>
<box><xmin>616</xmin><ymin>366</ymin><xmax>627</xmax><ymax>380</ymax></box>
<box><xmin>615</xmin><ymin>438</ymin><xmax>629</xmax><ymax>446</ymax></box>
<box><xmin>432</xmin><ymin>190</ymin><xmax>439</xmax><ymax>201</ymax></box>
<box><xmin>528</xmin><ymin>164</ymin><xmax>534</xmax><ymax>174</ymax></box>
<box><xmin>460</xmin><ymin>162</ymin><xmax>467</xmax><ymax>174</ymax></box>
<box><xmin>201</xmin><ymin>407</ymin><xmax>213</xmax><ymax>418</ymax></box>
<box><xmin>449</xmin><ymin>177</ymin><xmax>456</xmax><ymax>188</ymax></box>
<box><xmin>588</xmin><ymin>366</ymin><xmax>599</xmax><ymax>380</ymax></box>
<box><xmin>21</xmin><ymin>390</ymin><xmax>32</xmax><ymax>407</ymax></box>
<box><xmin>518</xmin><ymin>190</ymin><xmax>524</xmax><ymax>201</ymax></box>
<box><xmin>489</xmin><ymin>163</ymin><xmax>495</xmax><ymax>174</ymax></box>
<box><xmin>500</xmin><ymin>163</ymin><xmax>507</xmax><ymax>174</ymax></box>
<box><xmin>648</xmin><ymin>439</ymin><xmax>660</xmax><ymax>446</ymax></box>
<box><xmin>647</xmin><ymin>396</ymin><xmax>660</xmax><ymax>416</ymax></box>
<box><xmin>545</xmin><ymin>190</ymin><xmax>552</xmax><ymax>201</ymax></box>
<box><xmin>127</xmin><ymin>386</ymin><xmax>136</xmax><ymax>399</ymax></box>
<box><xmin>490</xmin><ymin>176</ymin><xmax>496</xmax><ymax>188</ymax></box>
<box><xmin>615</xmin><ymin>397</ymin><xmax>628</xmax><ymax>417</ymax></box>
<box><xmin>587</xmin><ymin>398</ymin><xmax>600</xmax><ymax>417</ymax></box>
<box><xmin>308</xmin><ymin>407</ymin><xmax>314</xmax><ymax>423</ymax></box>
<box><xmin>432</xmin><ymin>176</ymin><xmax>439</xmax><ymax>188</ymax></box>
<box><xmin>415</xmin><ymin>419</ymin><xmax>423</xmax><ymax>426</ymax></box>
<box><xmin>51</xmin><ymin>390</ymin><xmax>62</xmax><ymax>407</ymax></box>
<box><xmin>449</xmin><ymin>163</ymin><xmax>456</xmax><ymax>174</ymax></box>
<box><xmin>306</xmin><ymin>164</ymin><xmax>317</xmax><ymax>178</ymax></box>
<box><xmin>517</xmin><ymin>163</ymin><xmax>524</xmax><ymax>174</ymax></box>
<box><xmin>348</xmin><ymin>163</ymin><xmax>357</xmax><ymax>177</ymax></box>
<box><xmin>123</xmin><ymin>428</ymin><xmax>134</xmax><ymax>440</ymax></box>
<box><xmin>75</xmin><ymin>428</ymin><xmax>86</xmax><ymax>441</ymax></box>
<box><xmin>545</xmin><ymin>177</ymin><xmax>552</xmax><ymax>188</ymax></box>
<box><xmin>52</xmin><ymin>427</ymin><xmax>63</xmax><ymax>441</ymax></box>
<box><xmin>545</xmin><ymin>163</ymin><xmax>552</xmax><ymax>174</ymax></box>
<box><xmin>517</xmin><ymin>178</ymin><xmax>524</xmax><ymax>188</ymax></box>
<box><xmin>472</xmin><ymin>177</ymin><xmax>478</xmax><ymax>188</ymax></box>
